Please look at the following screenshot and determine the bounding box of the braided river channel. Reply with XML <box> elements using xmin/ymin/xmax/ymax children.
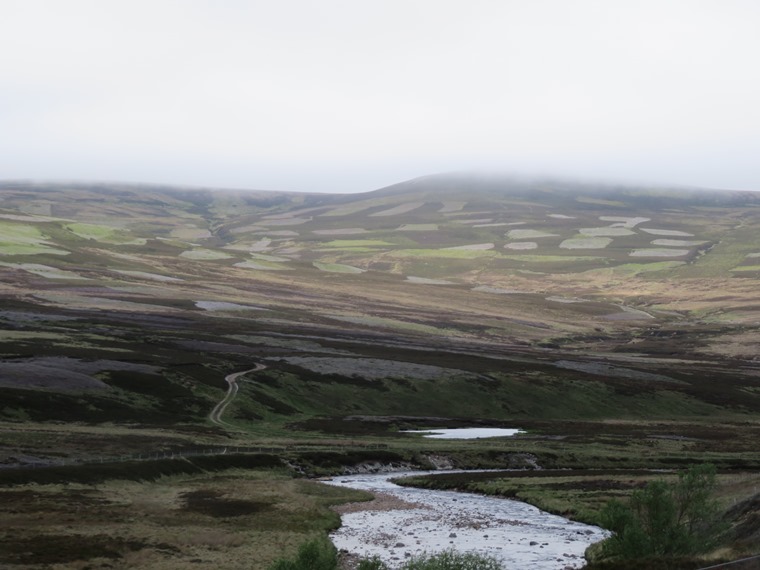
<box><xmin>324</xmin><ymin>471</ymin><xmax>609</xmax><ymax>570</ymax></box>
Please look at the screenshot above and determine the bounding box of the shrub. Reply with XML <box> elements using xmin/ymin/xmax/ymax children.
<box><xmin>268</xmin><ymin>537</ymin><xmax>337</xmax><ymax>570</ymax></box>
<box><xmin>599</xmin><ymin>464</ymin><xmax>727</xmax><ymax>560</ymax></box>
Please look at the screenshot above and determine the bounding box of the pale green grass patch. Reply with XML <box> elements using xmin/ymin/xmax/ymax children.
<box><xmin>598</xmin><ymin>216</ymin><xmax>650</xmax><ymax>228</ymax></box>
<box><xmin>179</xmin><ymin>249</ymin><xmax>234</xmax><ymax>260</ymax></box>
<box><xmin>578</xmin><ymin>227</ymin><xmax>635</xmax><ymax>237</ymax></box>
<box><xmin>629</xmin><ymin>248</ymin><xmax>690</xmax><ymax>257</ymax></box>
<box><xmin>444</xmin><ymin>243</ymin><xmax>494</xmax><ymax>251</ymax></box>
<box><xmin>730</xmin><ymin>265</ymin><xmax>760</xmax><ymax>272</ymax></box>
<box><xmin>397</xmin><ymin>224</ymin><xmax>439</xmax><ymax>231</ymax></box>
<box><xmin>0</xmin><ymin>243</ymin><xmax>70</xmax><ymax>255</ymax></box>
<box><xmin>312</xmin><ymin>228</ymin><xmax>369</xmax><ymax>235</ymax></box>
<box><xmin>0</xmin><ymin>221</ymin><xmax>50</xmax><ymax>244</ymax></box>
<box><xmin>312</xmin><ymin>261</ymin><xmax>365</xmax><ymax>273</ymax></box>
<box><xmin>0</xmin><ymin>221</ymin><xmax>69</xmax><ymax>254</ymax></box>
<box><xmin>323</xmin><ymin>239</ymin><xmax>393</xmax><ymax>247</ymax></box>
<box><xmin>250</xmin><ymin>238</ymin><xmax>272</xmax><ymax>251</ymax></box>
<box><xmin>390</xmin><ymin>248</ymin><xmax>498</xmax><ymax>259</ymax></box>
<box><xmin>65</xmin><ymin>223</ymin><xmax>146</xmax><ymax>245</ymax></box>
<box><xmin>439</xmin><ymin>201</ymin><xmax>466</xmax><ymax>213</ymax></box>
<box><xmin>506</xmin><ymin>229</ymin><xmax>559</xmax><ymax>239</ymax></box>
<box><xmin>651</xmin><ymin>239</ymin><xmax>708</xmax><ymax>246</ymax></box>
<box><xmin>249</xmin><ymin>253</ymin><xmax>291</xmax><ymax>262</ymax></box>
<box><xmin>195</xmin><ymin>301</ymin><xmax>268</xmax><ymax>311</ymax></box>
<box><xmin>501</xmin><ymin>254</ymin><xmax>606</xmax><ymax>262</ymax></box>
<box><xmin>560</xmin><ymin>237</ymin><xmax>613</xmax><ymax>249</ymax></box>
<box><xmin>640</xmin><ymin>228</ymin><xmax>695</xmax><ymax>237</ymax></box>
<box><xmin>405</xmin><ymin>276</ymin><xmax>455</xmax><ymax>284</ymax></box>
<box><xmin>0</xmin><ymin>262</ymin><xmax>88</xmax><ymax>280</ymax></box>
<box><xmin>504</xmin><ymin>242</ymin><xmax>538</xmax><ymax>250</ymax></box>
<box><xmin>234</xmin><ymin>260</ymin><xmax>292</xmax><ymax>271</ymax></box>
<box><xmin>369</xmin><ymin>201</ymin><xmax>425</xmax><ymax>217</ymax></box>
<box><xmin>472</xmin><ymin>286</ymin><xmax>528</xmax><ymax>294</ymax></box>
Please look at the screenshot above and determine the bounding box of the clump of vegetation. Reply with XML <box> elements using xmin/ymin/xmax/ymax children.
<box><xmin>597</xmin><ymin>464</ymin><xmax>727</xmax><ymax>561</ymax></box>
<box><xmin>271</xmin><ymin>544</ymin><xmax>504</xmax><ymax>570</ymax></box>
<box><xmin>357</xmin><ymin>550</ymin><xmax>502</xmax><ymax>570</ymax></box>
<box><xmin>268</xmin><ymin>537</ymin><xmax>338</xmax><ymax>570</ymax></box>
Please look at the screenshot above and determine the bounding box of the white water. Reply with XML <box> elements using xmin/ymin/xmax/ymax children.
<box><xmin>401</xmin><ymin>428</ymin><xmax>524</xmax><ymax>439</ymax></box>
<box><xmin>325</xmin><ymin>472</ymin><xmax>608</xmax><ymax>570</ymax></box>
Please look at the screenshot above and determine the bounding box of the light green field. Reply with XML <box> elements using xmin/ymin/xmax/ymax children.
<box><xmin>501</xmin><ymin>254</ymin><xmax>607</xmax><ymax>262</ymax></box>
<box><xmin>560</xmin><ymin>237</ymin><xmax>612</xmax><ymax>249</ymax></box>
<box><xmin>0</xmin><ymin>263</ymin><xmax>87</xmax><ymax>280</ymax></box>
<box><xmin>234</xmin><ymin>260</ymin><xmax>292</xmax><ymax>271</ymax></box>
<box><xmin>323</xmin><ymin>239</ymin><xmax>393</xmax><ymax>248</ymax></box>
<box><xmin>506</xmin><ymin>229</ymin><xmax>559</xmax><ymax>239</ymax></box>
<box><xmin>389</xmin><ymin>248</ymin><xmax>499</xmax><ymax>259</ymax></box>
<box><xmin>583</xmin><ymin>261</ymin><xmax>686</xmax><ymax>276</ymax></box>
<box><xmin>65</xmin><ymin>223</ymin><xmax>147</xmax><ymax>245</ymax></box>
<box><xmin>312</xmin><ymin>261</ymin><xmax>365</xmax><ymax>273</ymax></box>
<box><xmin>179</xmin><ymin>249</ymin><xmax>234</xmax><ymax>260</ymax></box>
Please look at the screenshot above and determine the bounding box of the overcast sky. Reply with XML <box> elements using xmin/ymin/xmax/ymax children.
<box><xmin>2</xmin><ymin>1</ymin><xmax>760</xmax><ymax>193</ymax></box>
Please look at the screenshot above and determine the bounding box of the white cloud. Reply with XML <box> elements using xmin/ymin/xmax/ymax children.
<box><xmin>1</xmin><ymin>0</ymin><xmax>760</xmax><ymax>192</ymax></box>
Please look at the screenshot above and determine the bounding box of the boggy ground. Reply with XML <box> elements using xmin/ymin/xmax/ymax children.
<box><xmin>0</xmin><ymin>464</ymin><xmax>371</xmax><ymax>570</ymax></box>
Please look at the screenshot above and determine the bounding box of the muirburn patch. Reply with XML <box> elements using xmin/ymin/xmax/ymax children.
<box><xmin>290</xmin><ymin>416</ymin><xmax>399</xmax><ymax>436</ymax></box>
<box><xmin>181</xmin><ymin>489</ymin><xmax>272</xmax><ymax>517</ymax></box>
<box><xmin>0</xmin><ymin>534</ymin><xmax>163</xmax><ymax>565</ymax></box>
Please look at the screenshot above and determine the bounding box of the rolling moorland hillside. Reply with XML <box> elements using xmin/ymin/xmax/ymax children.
<box><xmin>0</xmin><ymin>174</ymin><xmax>759</xmax><ymax>568</ymax></box>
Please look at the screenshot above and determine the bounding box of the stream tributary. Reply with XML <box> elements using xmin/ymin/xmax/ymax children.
<box><xmin>324</xmin><ymin>471</ymin><xmax>609</xmax><ymax>570</ymax></box>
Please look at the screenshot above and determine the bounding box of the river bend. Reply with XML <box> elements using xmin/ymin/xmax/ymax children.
<box><xmin>325</xmin><ymin>471</ymin><xmax>608</xmax><ymax>570</ymax></box>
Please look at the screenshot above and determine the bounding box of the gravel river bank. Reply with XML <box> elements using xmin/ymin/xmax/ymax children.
<box><xmin>325</xmin><ymin>471</ymin><xmax>609</xmax><ymax>570</ymax></box>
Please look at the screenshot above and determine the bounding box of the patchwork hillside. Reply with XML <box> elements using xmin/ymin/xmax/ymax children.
<box><xmin>1</xmin><ymin>174</ymin><xmax>760</xmax><ymax>439</ymax></box>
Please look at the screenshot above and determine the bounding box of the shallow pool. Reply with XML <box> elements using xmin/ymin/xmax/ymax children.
<box><xmin>401</xmin><ymin>427</ymin><xmax>524</xmax><ymax>439</ymax></box>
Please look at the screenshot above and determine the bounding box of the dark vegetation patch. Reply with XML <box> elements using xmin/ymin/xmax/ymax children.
<box><xmin>0</xmin><ymin>488</ymin><xmax>108</xmax><ymax>512</ymax></box>
<box><xmin>0</xmin><ymin>534</ymin><xmax>158</xmax><ymax>565</ymax></box>
<box><xmin>270</xmin><ymin>362</ymin><xmax>392</xmax><ymax>390</ymax></box>
<box><xmin>293</xmin><ymin>450</ymin><xmax>406</xmax><ymax>472</ymax></box>
<box><xmin>181</xmin><ymin>489</ymin><xmax>271</xmax><ymax>517</ymax></box>
<box><xmin>0</xmin><ymin>454</ymin><xmax>282</xmax><ymax>486</ymax></box>
<box><xmin>0</xmin><ymin>387</ymin><xmax>204</xmax><ymax>424</ymax></box>
<box><xmin>290</xmin><ymin>417</ymin><xmax>398</xmax><ymax>436</ymax></box>
<box><xmin>103</xmin><ymin>370</ymin><xmax>193</xmax><ymax>398</ymax></box>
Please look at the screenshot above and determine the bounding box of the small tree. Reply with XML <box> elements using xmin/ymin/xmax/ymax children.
<box><xmin>600</xmin><ymin>464</ymin><xmax>726</xmax><ymax>560</ymax></box>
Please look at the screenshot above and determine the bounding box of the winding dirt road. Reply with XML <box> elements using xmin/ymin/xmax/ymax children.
<box><xmin>209</xmin><ymin>364</ymin><xmax>267</xmax><ymax>426</ymax></box>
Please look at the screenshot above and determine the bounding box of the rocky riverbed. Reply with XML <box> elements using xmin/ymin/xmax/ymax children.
<box><xmin>324</xmin><ymin>471</ymin><xmax>609</xmax><ymax>570</ymax></box>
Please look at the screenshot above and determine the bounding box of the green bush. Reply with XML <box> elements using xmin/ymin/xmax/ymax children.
<box><xmin>598</xmin><ymin>464</ymin><xmax>727</xmax><ymax>560</ymax></box>
<box><xmin>268</xmin><ymin>537</ymin><xmax>338</xmax><ymax>570</ymax></box>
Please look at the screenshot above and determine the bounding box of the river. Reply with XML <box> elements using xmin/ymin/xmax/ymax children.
<box><xmin>324</xmin><ymin>471</ymin><xmax>609</xmax><ymax>570</ymax></box>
